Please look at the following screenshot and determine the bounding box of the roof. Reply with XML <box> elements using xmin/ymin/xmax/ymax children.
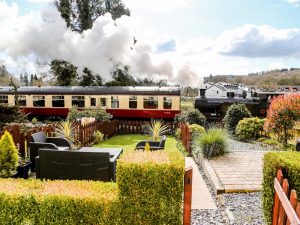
<box><xmin>0</xmin><ymin>86</ymin><xmax>181</xmax><ymax>96</ymax></box>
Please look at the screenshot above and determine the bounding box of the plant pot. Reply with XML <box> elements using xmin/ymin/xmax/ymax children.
<box><xmin>14</xmin><ymin>162</ymin><xmax>32</xmax><ymax>179</ymax></box>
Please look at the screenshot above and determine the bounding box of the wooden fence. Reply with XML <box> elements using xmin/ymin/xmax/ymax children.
<box><xmin>180</xmin><ymin>123</ymin><xmax>192</xmax><ymax>155</ymax></box>
<box><xmin>183</xmin><ymin>166</ymin><xmax>193</xmax><ymax>225</ymax></box>
<box><xmin>0</xmin><ymin>120</ymin><xmax>178</xmax><ymax>155</ymax></box>
<box><xmin>272</xmin><ymin>169</ymin><xmax>300</xmax><ymax>225</ymax></box>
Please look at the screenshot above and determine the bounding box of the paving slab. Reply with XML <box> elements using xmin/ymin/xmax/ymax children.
<box><xmin>185</xmin><ymin>157</ymin><xmax>216</xmax><ymax>209</ymax></box>
<box><xmin>208</xmin><ymin>151</ymin><xmax>267</xmax><ymax>193</ymax></box>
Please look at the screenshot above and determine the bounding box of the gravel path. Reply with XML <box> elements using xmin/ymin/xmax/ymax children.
<box><xmin>227</xmin><ymin>138</ymin><xmax>274</xmax><ymax>152</ymax></box>
<box><xmin>191</xmin><ymin>138</ymin><xmax>266</xmax><ymax>225</ymax></box>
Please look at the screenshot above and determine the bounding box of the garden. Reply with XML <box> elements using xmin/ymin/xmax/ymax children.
<box><xmin>0</xmin><ymin>93</ymin><xmax>299</xmax><ymax>224</ymax></box>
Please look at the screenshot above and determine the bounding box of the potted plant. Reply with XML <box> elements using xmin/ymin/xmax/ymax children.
<box><xmin>0</xmin><ymin>131</ymin><xmax>19</xmax><ymax>178</ymax></box>
<box><xmin>14</xmin><ymin>144</ymin><xmax>32</xmax><ymax>179</ymax></box>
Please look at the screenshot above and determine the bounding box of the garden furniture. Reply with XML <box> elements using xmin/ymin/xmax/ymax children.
<box><xmin>35</xmin><ymin>147</ymin><xmax>122</xmax><ymax>182</ymax></box>
<box><xmin>135</xmin><ymin>135</ymin><xmax>166</xmax><ymax>151</ymax></box>
<box><xmin>296</xmin><ymin>139</ymin><xmax>300</xmax><ymax>151</ymax></box>
<box><xmin>29</xmin><ymin>131</ymin><xmax>71</xmax><ymax>171</ymax></box>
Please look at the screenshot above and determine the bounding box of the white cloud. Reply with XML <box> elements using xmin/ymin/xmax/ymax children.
<box><xmin>285</xmin><ymin>0</ymin><xmax>300</xmax><ymax>6</ymax></box>
<box><xmin>0</xmin><ymin>1</ymin><xmax>19</xmax><ymax>19</ymax></box>
<box><xmin>215</xmin><ymin>24</ymin><xmax>300</xmax><ymax>58</ymax></box>
<box><xmin>26</xmin><ymin>0</ymin><xmax>52</xmax><ymax>3</ymax></box>
<box><xmin>123</xmin><ymin>0</ymin><xmax>192</xmax><ymax>12</ymax></box>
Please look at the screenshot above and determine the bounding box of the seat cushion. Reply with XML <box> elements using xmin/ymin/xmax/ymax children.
<box><xmin>57</xmin><ymin>146</ymin><xmax>69</xmax><ymax>151</ymax></box>
<box><xmin>31</xmin><ymin>132</ymin><xmax>47</xmax><ymax>143</ymax></box>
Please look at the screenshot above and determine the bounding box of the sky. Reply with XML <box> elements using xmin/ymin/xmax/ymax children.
<box><xmin>1</xmin><ymin>0</ymin><xmax>300</xmax><ymax>85</ymax></box>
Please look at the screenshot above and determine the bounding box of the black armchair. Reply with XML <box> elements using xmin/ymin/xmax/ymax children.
<box><xmin>29</xmin><ymin>131</ymin><xmax>71</xmax><ymax>171</ymax></box>
<box><xmin>135</xmin><ymin>135</ymin><xmax>166</xmax><ymax>151</ymax></box>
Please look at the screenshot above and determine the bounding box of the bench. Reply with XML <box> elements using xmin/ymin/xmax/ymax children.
<box><xmin>135</xmin><ymin>135</ymin><xmax>166</xmax><ymax>151</ymax></box>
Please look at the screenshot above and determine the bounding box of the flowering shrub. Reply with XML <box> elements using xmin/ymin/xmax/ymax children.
<box><xmin>264</xmin><ymin>93</ymin><xmax>300</xmax><ymax>145</ymax></box>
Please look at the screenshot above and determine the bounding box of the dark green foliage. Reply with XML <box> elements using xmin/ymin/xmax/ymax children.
<box><xmin>67</xmin><ymin>107</ymin><xmax>112</xmax><ymax>122</ymax></box>
<box><xmin>175</xmin><ymin>108</ymin><xmax>206</xmax><ymax>127</ymax></box>
<box><xmin>117</xmin><ymin>150</ymin><xmax>185</xmax><ymax>224</ymax></box>
<box><xmin>106</xmin><ymin>65</ymin><xmax>137</xmax><ymax>86</ymax></box>
<box><xmin>198</xmin><ymin>128</ymin><xmax>228</xmax><ymax>159</ymax></box>
<box><xmin>235</xmin><ymin>117</ymin><xmax>264</xmax><ymax>141</ymax></box>
<box><xmin>0</xmin><ymin>105</ymin><xmax>27</xmax><ymax>128</ymax></box>
<box><xmin>223</xmin><ymin>103</ymin><xmax>252</xmax><ymax>132</ymax></box>
<box><xmin>263</xmin><ymin>152</ymin><xmax>300</xmax><ymax>224</ymax></box>
<box><xmin>79</xmin><ymin>67</ymin><xmax>99</xmax><ymax>86</ymax></box>
<box><xmin>50</xmin><ymin>60</ymin><xmax>78</xmax><ymax>86</ymax></box>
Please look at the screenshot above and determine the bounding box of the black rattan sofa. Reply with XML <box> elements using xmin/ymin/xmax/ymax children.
<box><xmin>29</xmin><ymin>131</ymin><xmax>71</xmax><ymax>171</ymax></box>
<box><xmin>135</xmin><ymin>135</ymin><xmax>166</xmax><ymax>151</ymax></box>
<box><xmin>35</xmin><ymin>148</ymin><xmax>123</xmax><ymax>182</ymax></box>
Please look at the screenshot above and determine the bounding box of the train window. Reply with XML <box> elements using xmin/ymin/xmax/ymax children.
<box><xmin>72</xmin><ymin>96</ymin><xmax>85</xmax><ymax>107</ymax></box>
<box><xmin>0</xmin><ymin>95</ymin><xmax>8</xmax><ymax>104</ymax></box>
<box><xmin>111</xmin><ymin>96</ymin><xmax>119</xmax><ymax>109</ymax></box>
<box><xmin>143</xmin><ymin>96</ymin><xmax>158</xmax><ymax>109</ymax></box>
<box><xmin>129</xmin><ymin>96</ymin><xmax>137</xmax><ymax>109</ymax></box>
<box><xmin>90</xmin><ymin>98</ymin><xmax>96</xmax><ymax>107</ymax></box>
<box><xmin>17</xmin><ymin>96</ymin><xmax>26</xmax><ymax>106</ymax></box>
<box><xmin>163</xmin><ymin>97</ymin><xmax>172</xmax><ymax>109</ymax></box>
<box><xmin>100</xmin><ymin>98</ymin><xmax>106</xmax><ymax>107</ymax></box>
<box><xmin>52</xmin><ymin>96</ymin><xmax>65</xmax><ymax>107</ymax></box>
<box><xmin>33</xmin><ymin>96</ymin><xmax>45</xmax><ymax>107</ymax></box>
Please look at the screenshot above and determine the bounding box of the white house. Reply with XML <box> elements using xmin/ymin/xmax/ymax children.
<box><xmin>199</xmin><ymin>82</ymin><xmax>251</xmax><ymax>98</ymax></box>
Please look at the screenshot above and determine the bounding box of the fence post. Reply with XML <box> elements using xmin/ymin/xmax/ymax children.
<box><xmin>273</xmin><ymin>170</ymin><xmax>283</xmax><ymax>225</ymax></box>
<box><xmin>183</xmin><ymin>166</ymin><xmax>193</xmax><ymax>225</ymax></box>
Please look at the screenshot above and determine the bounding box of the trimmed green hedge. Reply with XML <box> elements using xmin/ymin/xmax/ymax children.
<box><xmin>263</xmin><ymin>152</ymin><xmax>300</xmax><ymax>225</ymax></box>
<box><xmin>0</xmin><ymin>179</ymin><xmax>119</xmax><ymax>224</ymax></box>
<box><xmin>0</xmin><ymin>148</ymin><xmax>185</xmax><ymax>224</ymax></box>
<box><xmin>117</xmin><ymin>150</ymin><xmax>185</xmax><ymax>225</ymax></box>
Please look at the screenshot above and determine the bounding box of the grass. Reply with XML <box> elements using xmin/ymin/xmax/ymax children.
<box><xmin>93</xmin><ymin>134</ymin><xmax>178</xmax><ymax>153</ymax></box>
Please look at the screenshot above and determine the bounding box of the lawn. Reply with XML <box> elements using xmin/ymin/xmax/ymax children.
<box><xmin>93</xmin><ymin>134</ymin><xmax>178</xmax><ymax>153</ymax></box>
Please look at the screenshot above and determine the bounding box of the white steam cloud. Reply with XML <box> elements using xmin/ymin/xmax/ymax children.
<box><xmin>0</xmin><ymin>2</ymin><xmax>201</xmax><ymax>85</ymax></box>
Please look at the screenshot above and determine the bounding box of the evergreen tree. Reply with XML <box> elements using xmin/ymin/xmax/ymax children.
<box><xmin>19</xmin><ymin>73</ymin><xmax>24</xmax><ymax>84</ymax></box>
<box><xmin>106</xmin><ymin>65</ymin><xmax>137</xmax><ymax>86</ymax></box>
<box><xmin>50</xmin><ymin>60</ymin><xmax>78</xmax><ymax>86</ymax></box>
<box><xmin>30</xmin><ymin>74</ymin><xmax>34</xmax><ymax>86</ymax></box>
<box><xmin>79</xmin><ymin>67</ymin><xmax>96</xmax><ymax>86</ymax></box>
<box><xmin>23</xmin><ymin>74</ymin><xmax>29</xmax><ymax>86</ymax></box>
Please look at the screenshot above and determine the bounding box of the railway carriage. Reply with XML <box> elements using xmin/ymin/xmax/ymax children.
<box><xmin>0</xmin><ymin>86</ymin><xmax>181</xmax><ymax>119</ymax></box>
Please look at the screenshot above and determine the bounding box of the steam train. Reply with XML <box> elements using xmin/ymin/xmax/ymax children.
<box><xmin>0</xmin><ymin>86</ymin><xmax>181</xmax><ymax>119</ymax></box>
<box><xmin>195</xmin><ymin>91</ymin><xmax>285</xmax><ymax>121</ymax></box>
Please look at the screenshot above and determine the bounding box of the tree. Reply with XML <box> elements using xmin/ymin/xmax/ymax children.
<box><xmin>19</xmin><ymin>74</ymin><xmax>24</xmax><ymax>84</ymax></box>
<box><xmin>106</xmin><ymin>65</ymin><xmax>137</xmax><ymax>86</ymax></box>
<box><xmin>79</xmin><ymin>67</ymin><xmax>96</xmax><ymax>86</ymax></box>
<box><xmin>223</xmin><ymin>103</ymin><xmax>252</xmax><ymax>132</ymax></box>
<box><xmin>264</xmin><ymin>93</ymin><xmax>300</xmax><ymax>145</ymax></box>
<box><xmin>50</xmin><ymin>60</ymin><xmax>78</xmax><ymax>86</ymax></box>
<box><xmin>23</xmin><ymin>74</ymin><xmax>29</xmax><ymax>86</ymax></box>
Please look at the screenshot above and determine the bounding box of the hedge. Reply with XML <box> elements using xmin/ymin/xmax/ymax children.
<box><xmin>263</xmin><ymin>151</ymin><xmax>300</xmax><ymax>225</ymax></box>
<box><xmin>0</xmin><ymin>179</ymin><xmax>119</xmax><ymax>224</ymax></box>
<box><xmin>117</xmin><ymin>150</ymin><xmax>185</xmax><ymax>225</ymax></box>
<box><xmin>0</xmin><ymin>149</ymin><xmax>185</xmax><ymax>224</ymax></box>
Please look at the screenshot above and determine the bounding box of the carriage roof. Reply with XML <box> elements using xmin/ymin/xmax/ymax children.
<box><xmin>0</xmin><ymin>86</ymin><xmax>181</xmax><ymax>96</ymax></box>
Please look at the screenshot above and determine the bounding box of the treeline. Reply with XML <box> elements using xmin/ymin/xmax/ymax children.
<box><xmin>206</xmin><ymin>70</ymin><xmax>300</xmax><ymax>90</ymax></box>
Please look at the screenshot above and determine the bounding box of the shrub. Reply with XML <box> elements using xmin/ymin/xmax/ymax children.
<box><xmin>189</xmin><ymin>124</ymin><xmax>205</xmax><ymax>138</ymax></box>
<box><xmin>199</xmin><ymin>128</ymin><xmax>228</xmax><ymax>159</ymax></box>
<box><xmin>0</xmin><ymin>105</ymin><xmax>27</xmax><ymax>128</ymax></box>
<box><xmin>223</xmin><ymin>103</ymin><xmax>252</xmax><ymax>132</ymax></box>
<box><xmin>55</xmin><ymin>120</ymin><xmax>77</xmax><ymax>144</ymax></box>
<box><xmin>0</xmin><ymin>131</ymin><xmax>19</xmax><ymax>177</ymax></box>
<box><xmin>117</xmin><ymin>150</ymin><xmax>185</xmax><ymax>224</ymax></box>
<box><xmin>67</xmin><ymin>106</ymin><xmax>111</xmax><ymax>122</ymax></box>
<box><xmin>235</xmin><ymin>117</ymin><xmax>264</xmax><ymax>141</ymax></box>
<box><xmin>93</xmin><ymin>130</ymin><xmax>104</xmax><ymax>144</ymax></box>
<box><xmin>264</xmin><ymin>93</ymin><xmax>300</xmax><ymax>145</ymax></box>
<box><xmin>144</xmin><ymin>119</ymin><xmax>169</xmax><ymax>141</ymax></box>
<box><xmin>0</xmin><ymin>179</ymin><xmax>119</xmax><ymax>224</ymax></box>
<box><xmin>263</xmin><ymin>152</ymin><xmax>300</xmax><ymax>224</ymax></box>
<box><xmin>175</xmin><ymin>108</ymin><xmax>206</xmax><ymax>127</ymax></box>
<box><xmin>174</xmin><ymin>128</ymin><xmax>181</xmax><ymax>140</ymax></box>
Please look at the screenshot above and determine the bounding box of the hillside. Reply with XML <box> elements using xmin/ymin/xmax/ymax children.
<box><xmin>206</xmin><ymin>70</ymin><xmax>300</xmax><ymax>89</ymax></box>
